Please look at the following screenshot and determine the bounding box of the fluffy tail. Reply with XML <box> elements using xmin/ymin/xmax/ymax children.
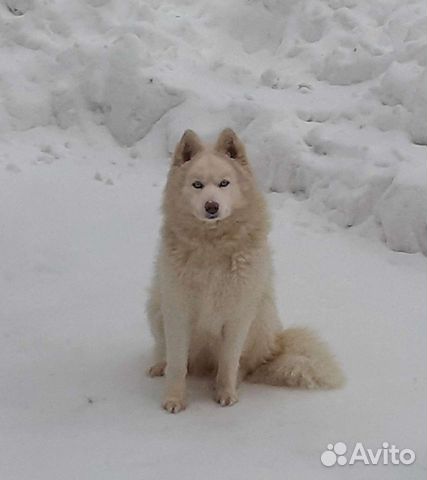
<box><xmin>247</xmin><ymin>327</ymin><xmax>345</xmax><ymax>389</ymax></box>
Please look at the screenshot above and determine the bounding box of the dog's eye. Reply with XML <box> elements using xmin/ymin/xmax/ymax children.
<box><xmin>219</xmin><ymin>180</ymin><xmax>230</xmax><ymax>188</ymax></box>
<box><xmin>192</xmin><ymin>181</ymin><xmax>204</xmax><ymax>189</ymax></box>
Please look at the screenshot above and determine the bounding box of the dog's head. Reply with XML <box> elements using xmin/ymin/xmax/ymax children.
<box><xmin>165</xmin><ymin>128</ymin><xmax>254</xmax><ymax>224</ymax></box>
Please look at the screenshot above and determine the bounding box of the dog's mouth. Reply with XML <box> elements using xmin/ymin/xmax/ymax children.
<box><xmin>205</xmin><ymin>212</ymin><xmax>219</xmax><ymax>220</ymax></box>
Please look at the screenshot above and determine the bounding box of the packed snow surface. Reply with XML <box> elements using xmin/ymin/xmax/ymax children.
<box><xmin>0</xmin><ymin>1</ymin><xmax>426</xmax><ymax>479</ymax></box>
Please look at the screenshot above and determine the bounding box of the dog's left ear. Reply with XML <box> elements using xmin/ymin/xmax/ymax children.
<box><xmin>215</xmin><ymin>128</ymin><xmax>248</xmax><ymax>166</ymax></box>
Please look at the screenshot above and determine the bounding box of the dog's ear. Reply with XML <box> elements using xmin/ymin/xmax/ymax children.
<box><xmin>173</xmin><ymin>130</ymin><xmax>203</xmax><ymax>166</ymax></box>
<box><xmin>215</xmin><ymin>128</ymin><xmax>248</xmax><ymax>166</ymax></box>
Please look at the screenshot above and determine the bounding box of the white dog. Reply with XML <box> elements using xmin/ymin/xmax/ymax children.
<box><xmin>147</xmin><ymin>128</ymin><xmax>344</xmax><ymax>413</ymax></box>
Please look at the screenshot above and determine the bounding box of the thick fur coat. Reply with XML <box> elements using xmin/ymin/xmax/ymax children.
<box><xmin>147</xmin><ymin>129</ymin><xmax>344</xmax><ymax>413</ymax></box>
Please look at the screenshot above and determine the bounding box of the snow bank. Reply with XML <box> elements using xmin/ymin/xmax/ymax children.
<box><xmin>0</xmin><ymin>0</ymin><xmax>426</xmax><ymax>253</ymax></box>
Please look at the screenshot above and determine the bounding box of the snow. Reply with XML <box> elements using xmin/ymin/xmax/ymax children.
<box><xmin>3</xmin><ymin>0</ymin><xmax>424</xmax><ymax>253</ymax></box>
<box><xmin>0</xmin><ymin>1</ymin><xmax>426</xmax><ymax>479</ymax></box>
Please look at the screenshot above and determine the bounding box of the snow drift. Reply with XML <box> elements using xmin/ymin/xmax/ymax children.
<box><xmin>0</xmin><ymin>0</ymin><xmax>426</xmax><ymax>253</ymax></box>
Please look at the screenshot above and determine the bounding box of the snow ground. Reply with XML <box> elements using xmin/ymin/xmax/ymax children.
<box><xmin>0</xmin><ymin>1</ymin><xmax>426</xmax><ymax>479</ymax></box>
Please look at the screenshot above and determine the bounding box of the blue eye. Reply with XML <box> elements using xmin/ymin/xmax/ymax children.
<box><xmin>219</xmin><ymin>179</ymin><xmax>230</xmax><ymax>187</ymax></box>
<box><xmin>192</xmin><ymin>181</ymin><xmax>204</xmax><ymax>189</ymax></box>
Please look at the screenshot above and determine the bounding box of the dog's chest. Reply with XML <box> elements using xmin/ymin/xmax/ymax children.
<box><xmin>163</xmin><ymin>240</ymin><xmax>267</xmax><ymax>336</ymax></box>
<box><xmin>176</xmin><ymin>246</ymin><xmax>251</xmax><ymax>290</ymax></box>
<box><xmin>172</xmin><ymin>246</ymin><xmax>252</xmax><ymax>317</ymax></box>
<box><xmin>189</xmin><ymin>261</ymin><xmax>242</xmax><ymax>336</ymax></box>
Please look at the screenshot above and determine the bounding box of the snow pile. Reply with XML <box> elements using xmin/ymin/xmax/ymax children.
<box><xmin>0</xmin><ymin>0</ymin><xmax>426</xmax><ymax>253</ymax></box>
<box><xmin>0</xmin><ymin>1</ymin><xmax>184</xmax><ymax>144</ymax></box>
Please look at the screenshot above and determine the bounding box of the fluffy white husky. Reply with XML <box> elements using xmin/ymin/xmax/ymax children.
<box><xmin>147</xmin><ymin>129</ymin><xmax>344</xmax><ymax>413</ymax></box>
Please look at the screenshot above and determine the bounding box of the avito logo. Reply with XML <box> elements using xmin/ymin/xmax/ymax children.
<box><xmin>321</xmin><ymin>442</ymin><xmax>416</xmax><ymax>467</ymax></box>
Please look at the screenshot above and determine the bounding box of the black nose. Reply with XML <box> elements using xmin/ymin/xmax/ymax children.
<box><xmin>205</xmin><ymin>201</ymin><xmax>219</xmax><ymax>215</ymax></box>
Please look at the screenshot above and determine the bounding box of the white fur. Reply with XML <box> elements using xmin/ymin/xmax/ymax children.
<box><xmin>147</xmin><ymin>129</ymin><xmax>344</xmax><ymax>413</ymax></box>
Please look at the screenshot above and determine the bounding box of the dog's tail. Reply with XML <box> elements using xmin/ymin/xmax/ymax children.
<box><xmin>247</xmin><ymin>327</ymin><xmax>345</xmax><ymax>389</ymax></box>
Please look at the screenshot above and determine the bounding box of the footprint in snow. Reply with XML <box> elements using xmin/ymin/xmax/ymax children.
<box><xmin>5</xmin><ymin>163</ymin><xmax>21</xmax><ymax>173</ymax></box>
<box><xmin>94</xmin><ymin>172</ymin><xmax>114</xmax><ymax>185</ymax></box>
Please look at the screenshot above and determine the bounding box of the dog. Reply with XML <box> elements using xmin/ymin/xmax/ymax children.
<box><xmin>147</xmin><ymin>128</ymin><xmax>344</xmax><ymax>413</ymax></box>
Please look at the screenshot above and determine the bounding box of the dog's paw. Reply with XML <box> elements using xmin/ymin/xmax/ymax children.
<box><xmin>215</xmin><ymin>389</ymin><xmax>239</xmax><ymax>407</ymax></box>
<box><xmin>162</xmin><ymin>397</ymin><xmax>186</xmax><ymax>414</ymax></box>
<box><xmin>147</xmin><ymin>361</ymin><xmax>166</xmax><ymax>378</ymax></box>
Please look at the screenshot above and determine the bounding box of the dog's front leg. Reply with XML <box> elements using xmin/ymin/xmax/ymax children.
<box><xmin>162</xmin><ymin>304</ymin><xmax>190</xmax><ymax>414</ymax></box>
<box><xmin>215</xmin><ymin>311</ymin><xmax>253</xmax><ymax>407</ymax></box>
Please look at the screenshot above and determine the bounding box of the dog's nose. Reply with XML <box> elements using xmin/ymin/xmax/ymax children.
<box><xmin>205</xmin><ymin>201</ymin><xmax>219</xmax><ymax>215</ymax></box>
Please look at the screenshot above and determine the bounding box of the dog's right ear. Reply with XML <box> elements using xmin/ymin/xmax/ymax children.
<box><xmin>173</xmin><ymin>130</ymin><xmax>203</xmax><ymax>166</ymax></box>
<box><xmin>215</xmin><ymin>128</ymin><xmax>248</xmax><ymax>166</ymax></box>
